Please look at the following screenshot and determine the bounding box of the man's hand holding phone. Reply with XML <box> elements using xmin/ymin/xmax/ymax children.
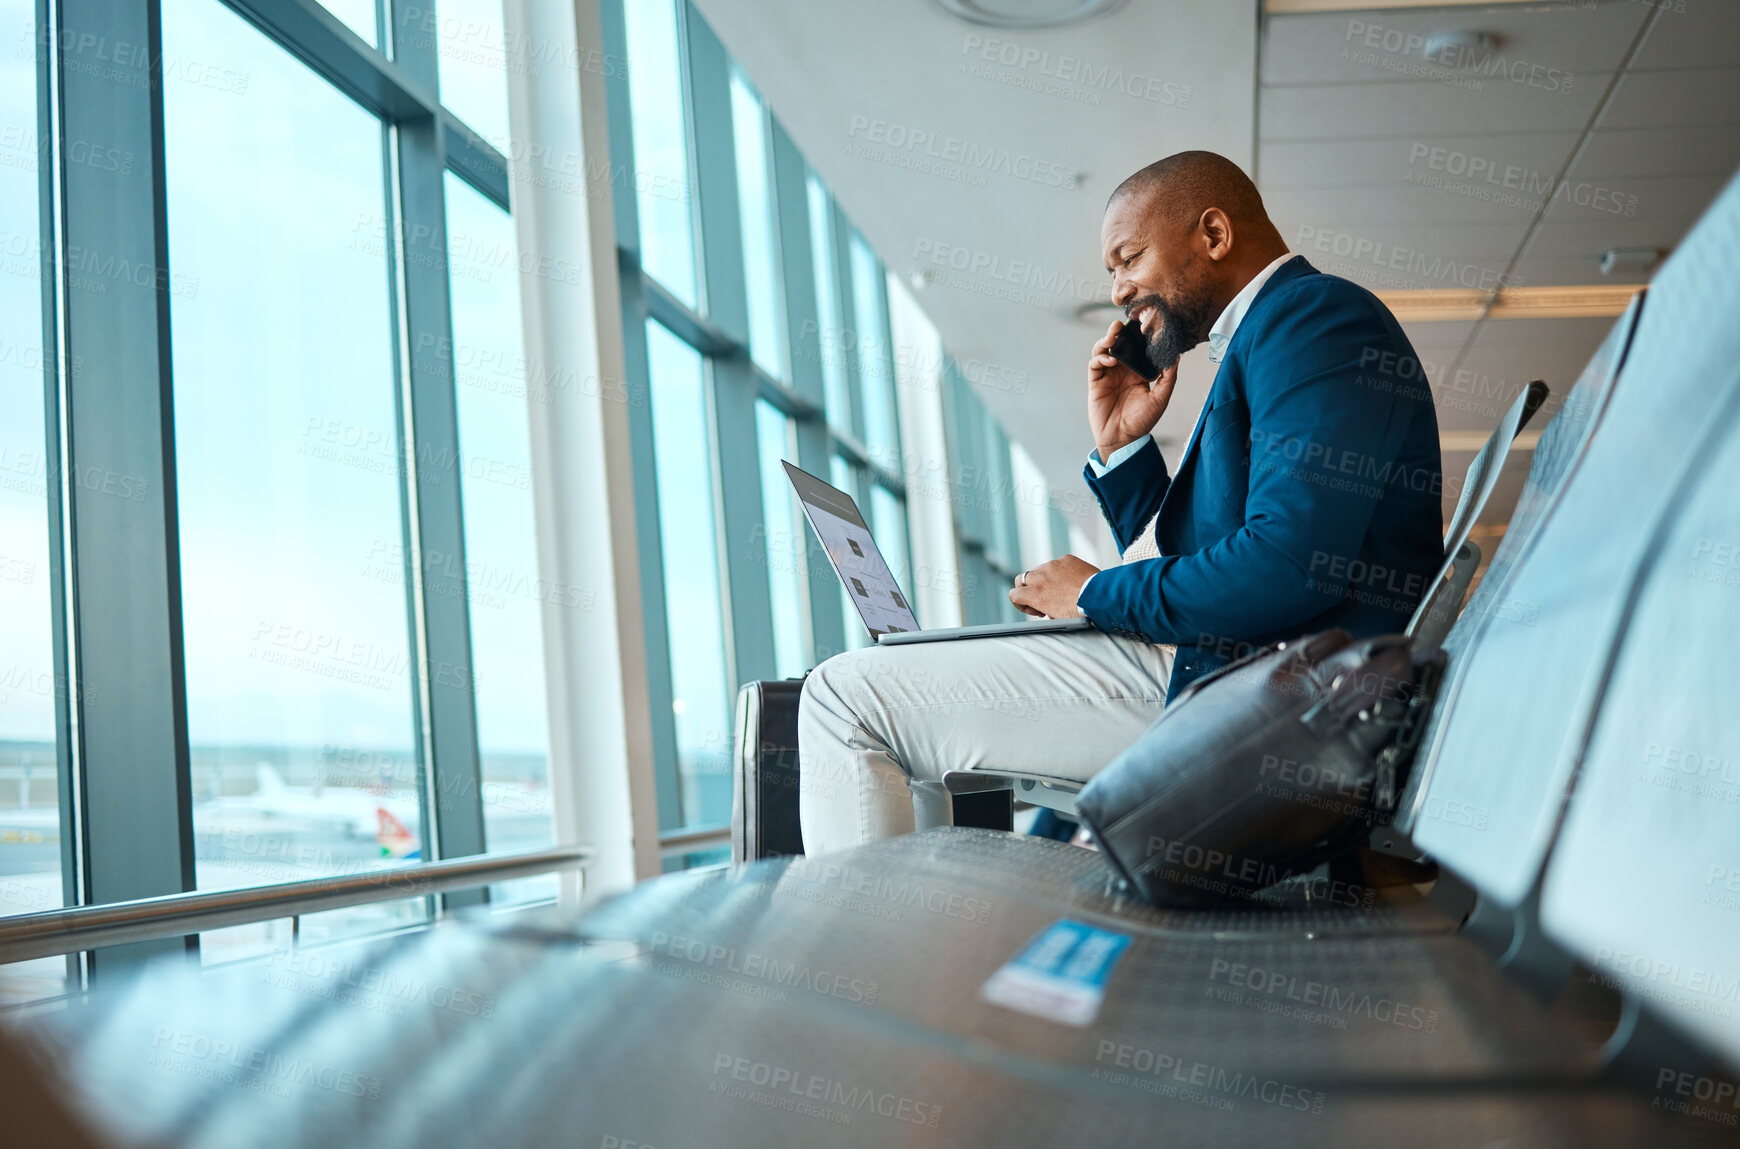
<box><xmin>1089</xmin><ymin>319</ymin><xmax>1178</xmax><ymax>465</ymax></box>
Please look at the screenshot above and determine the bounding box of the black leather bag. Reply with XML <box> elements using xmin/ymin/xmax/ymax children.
<box><xmin>1074</xmin><ymin>630</ymin><xmax>1444</xmax><ymax>908</ymax></box>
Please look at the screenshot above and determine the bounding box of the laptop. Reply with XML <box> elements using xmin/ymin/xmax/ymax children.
<box><xmin>781</xmin><ymin>461</ymin><xmax>1093</xmax><ymax>646</ymax></box>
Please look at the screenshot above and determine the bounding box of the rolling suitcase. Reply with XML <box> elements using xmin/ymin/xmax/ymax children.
<box><xmin>731</xmin><ymin>678</ymin><xmax>807</xmax><ymax>863</ymax></box>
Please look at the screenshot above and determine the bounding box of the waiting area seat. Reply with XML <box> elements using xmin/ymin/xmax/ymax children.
<box><xmin>8</xmin><ymin>827</ymin><xmax>1732</xmax><ymax>1148</ymax></box>
<box><xmin>9</xmin><ymin>149</ymin><xmax>1740</xmax><ymax>1149</ymax></box>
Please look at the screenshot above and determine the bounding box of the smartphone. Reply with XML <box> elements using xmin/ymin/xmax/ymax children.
<box><xmin>1109</xmin><ymin>319</ymin><xmax>1161</xmax><ymax>382</ymax></box>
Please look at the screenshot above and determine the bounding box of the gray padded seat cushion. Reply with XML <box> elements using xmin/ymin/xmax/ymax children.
<box><xmin>1540</xmin><ymin>381</ymin><xmax>1740</xmax><ymax>1067</ymax></box>
<box><xmin>36</xmin><ymin>830</ymin><xmax>1735</xmax><ymax>1148</ymax></box>
<box><xmin>1403</xmin><ymin>172</ymin><xmax>1740</xmax><ymax>906</ymax></box>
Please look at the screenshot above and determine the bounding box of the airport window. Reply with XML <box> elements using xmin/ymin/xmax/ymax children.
<box><xmin>983</xmin><ymin>419</ymin><xmax>1021</xmax><ymax>574</ymax></box>
<box><xmin>849</xmin><ymin>233</ymin><xmax>899</xmax><ymax>469</ymax></box>
<box><xmin>0</xmin><ymin>0</ymin><xmax>538</xmax><ymax>998</ymax></box>
<box><xmin>601</xmin><ymin>0</ymin><xmax>1047</xmax><ymax>856</ymax></box>
<box><xmin>0</xmin><ymin>0</ymin><xmax>61</xmax><ymax>1004</ymax></box>
<box><xmin>0</xmin><ymin>0</ymin><xmax>1083</xmax><ymax>996</ymax></box>
<box><xmin>645</xmin><ymin>319</ymin><xmax>733</xmax><ymax>826</ymax></box>
<box><xmin>870</xmin><ymin>485</ymin><xmax>912</xmax><ymax>591</ymax></box>
<box><xmin>755</xmin><ymin>400</ymin><xmax>810</xmax><ymax>680</ymax></box>
<box><xmin>444</xmin><ymin>172</ymin><xmax>556</xmax><ymax>905</ymax></box>
<box><xmin>945</xmin><ymin>363</ymin><xmax>1022</xmax><ymax>625</ymax></box>
<box><xmin>731</xmin><ymin>72</ymin><xmax>784</xmax><ymax>381</ymax></box>
<box><xmin>433</xmin><ymin>0</ymin><xmax>511</xmax><ymax>150</ymax></box>
<box><xmin>807</xmin><ymin>174</ymin><xmax>853</xmax><ymax>435</ymax></box>
<box><xmin>317</xmin><ymin>0</ymin><xmax>377</xmax><ymax>47</ymax></box>
<box><xmin>162</xmin><ymin>0</ymin><xmax>427</xmax><ymax>961</ymax></box>
<box><xmin>622</xmin><ymin>0</ymin><xmax>699</xmax><ymax>309</ymax></box>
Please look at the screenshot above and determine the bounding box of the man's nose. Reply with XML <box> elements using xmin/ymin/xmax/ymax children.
<box><xmin>1110</xmin><ymin>275</ymin><xmax>1135</xmax><ymax>308</ymax></box>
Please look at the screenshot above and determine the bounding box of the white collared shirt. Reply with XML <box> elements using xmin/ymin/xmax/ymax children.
<box><xmin>1087</xmin><ymin>251</ymin><xmax>1295</xmax><ymax>477</ymax></box>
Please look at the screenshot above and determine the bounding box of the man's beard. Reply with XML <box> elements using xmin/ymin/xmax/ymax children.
<box><xmin>1127</xmin><ymin>259</ymin><xmax>1216</xmax><ymax>371</ymax></box>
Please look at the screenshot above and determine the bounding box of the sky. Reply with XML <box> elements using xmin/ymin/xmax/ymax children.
<box><xmin>0</xmin><ymin>0</ymin><xmax>550</xmax><ymax>760</ymax></box>
<box><xmin>0</xmin><ymin>0</ymin><xmax>55</xmax><ymax>745</ymax></box>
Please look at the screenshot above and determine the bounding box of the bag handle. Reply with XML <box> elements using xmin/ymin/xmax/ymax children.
<box><xmin>1298</xmin><ymin>635</ymin><xmax>1412</xmax><ymax>737</ymax></box>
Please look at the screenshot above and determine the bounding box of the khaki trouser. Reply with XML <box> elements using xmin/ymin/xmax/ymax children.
<box><xmin>796</xmin><ymin>629</ymin><xmax>1175</xmax><ymax>855</ymax></box>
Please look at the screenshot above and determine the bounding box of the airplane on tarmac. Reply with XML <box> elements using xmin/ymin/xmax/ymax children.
<box><xmin>196</xmin><ymin>765</ymin><xmax>422</xmax><ymax>859</ymax></box>
<box><xmin>8</xmin><ymin>766</ymin><xmax>544</xmax><ymax>862</ymax></box>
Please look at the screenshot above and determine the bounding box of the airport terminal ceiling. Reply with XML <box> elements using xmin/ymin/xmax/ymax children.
<box><xmin>692</xmin><ymin>0</ymin><xmax>1258</xmax><ymax>546</ymax></box>
<box><xmin>692</xmin><ymin>0</ymin><xmax>1740</xmax><ymax>539</ymax></box>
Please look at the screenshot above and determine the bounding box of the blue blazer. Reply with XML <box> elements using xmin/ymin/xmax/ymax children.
<box><xmin>1078</xmin><ymin>256</ymin><xmax>1444</xmax><ymax>702</ymax></box>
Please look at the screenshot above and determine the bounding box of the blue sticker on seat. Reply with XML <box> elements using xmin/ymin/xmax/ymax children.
<box><xmin>979</xmin><ymin>919</ymin><xmax>1131</xmax><ymax>1026</ymax></box>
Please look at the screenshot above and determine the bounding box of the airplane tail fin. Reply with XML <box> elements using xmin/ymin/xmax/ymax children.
<box><xmin>255</xmin><ymin>764</ymin><xmax>290</xmax><ymax>797</ymax></box>
<box><xmin>376</xmin><ymin>807</ymin><xmax>419</xmax><ymax>858</ymax></box>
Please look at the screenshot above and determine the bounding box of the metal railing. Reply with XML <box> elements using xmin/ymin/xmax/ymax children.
<box><xmin>0</xmin><ymin>845</ymin><xmax>592</xmax><ymax>965</ymax></box>
<box><xmin>658</xmin><ymin>824</ymin><xmax>730</xmax><ymax>860</ymax></box>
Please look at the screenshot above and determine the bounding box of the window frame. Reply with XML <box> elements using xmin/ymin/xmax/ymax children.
<box><xmin>603</xmin><ymin>0</ymin><xmax>917</xmax><ymax>844</ymax></box>
<box><xmin>12</xmin><ymin>0</ymin><xmax>1051</xmax><ymax>975</ymax></box>
<box><xmin>36</xmin><ymin>0</ymin><xmax>521</xmax><ymax>982</ymax></box>
<box><xmin>943</xmin><ymin>360</ymin><xmax>1024</xmax><ymax>625</ymax></box>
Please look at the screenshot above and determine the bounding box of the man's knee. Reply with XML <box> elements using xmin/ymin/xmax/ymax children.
<box><xmin>800</xmin><ymin>646</ymin><xmax>884</xmax><ymax>723</ymax></box>
<box><xmin>795</xmin><ymin>652</ymin><xmax>915</xmax><ymax>807</ymax></box>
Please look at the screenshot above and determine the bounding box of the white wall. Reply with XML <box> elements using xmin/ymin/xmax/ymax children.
<box><xmin>886</xmin><ymin>275</ymin><xmax>966</xmax><ymax>630</ymax></box>
<box><xmin>504</xmin><ymin>0</ymin><xmax>663</xmax><ymax>897</ymax></box>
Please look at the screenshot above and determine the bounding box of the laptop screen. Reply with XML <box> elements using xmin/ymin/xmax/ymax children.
<box><xmin>782</xmin><ymin>461</ymin><xmax>920</xmax><ymax>639</ymax></box>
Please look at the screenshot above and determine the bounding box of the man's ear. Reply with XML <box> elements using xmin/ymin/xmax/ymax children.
<box><xmin>1199</xmin><ymin>207</ymin><xmax>1234</xmax><ymax>263</ymax></box>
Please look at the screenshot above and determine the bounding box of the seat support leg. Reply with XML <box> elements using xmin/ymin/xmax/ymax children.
<box><xmin>908</xmin><ymin>781</ymin><xmax>1012</xmax><ymax>832</ymax></box>
<box><xmin>909</xmin><ymin>780</ymin><xmax>954</xmax><ymax>831</ymax></box>
<box><xmin>1599</xmin><ymin>995</ymin><xmax>1724</xmax><ymax>1100</ymax></box>
<box><xmin>1495</xmin><ymin>893</ymin><xmax>1574</xmax><ymax>1003</ymax></box>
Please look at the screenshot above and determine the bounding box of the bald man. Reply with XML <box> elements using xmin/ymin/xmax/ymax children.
<box><xmin>799</xmin><ymin>150</ymin><xmax>1443</xmax><ymax>855</ymax></box>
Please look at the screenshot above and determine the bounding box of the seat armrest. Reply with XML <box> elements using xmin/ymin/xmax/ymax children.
<box><xmin>1408</xmin><ymin>540</ymin><xmax>1481</xmax><ymax>648</ymax></box>
<box><xmin>943</xmin><ymin>769</ymin><xmax>1082</xmax><ymax>816</ymax></box>
<box><xmin>910</xmin><ymin>770</ymin><xmax>1084</xmax><ymax>831</ymax></box>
